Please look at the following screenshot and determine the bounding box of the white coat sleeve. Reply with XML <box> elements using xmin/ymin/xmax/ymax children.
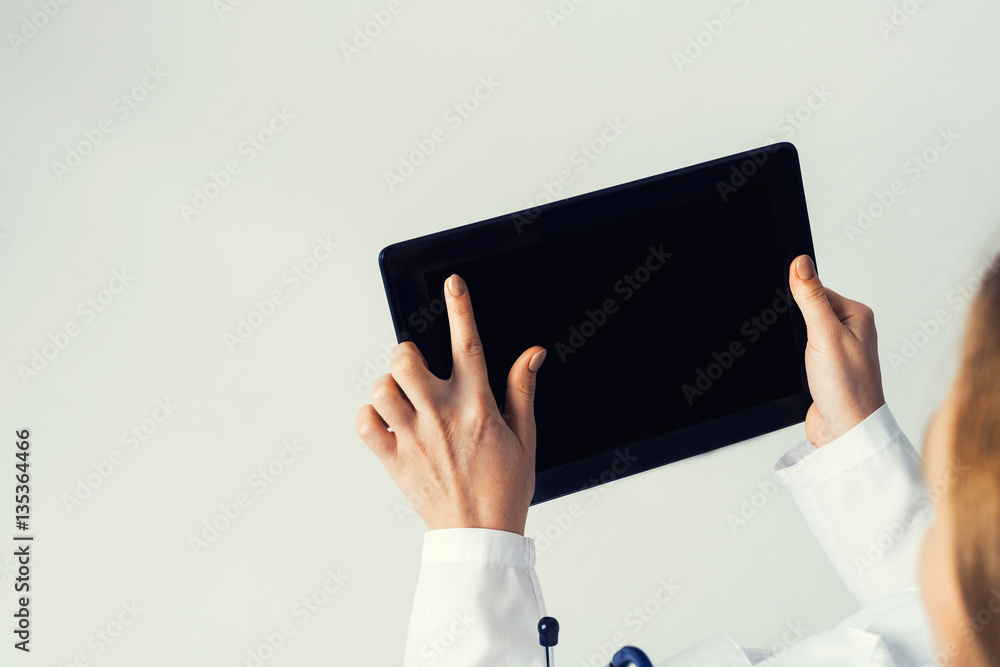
<box><xmin>774</xmin><ymin>403</ymin><xmax>933</xmax><ymax>607</ymax></box>
<box><xmin>403</xmin><ymin>527</ymin><xmax>546</xmax><ymax>667</ymax></box>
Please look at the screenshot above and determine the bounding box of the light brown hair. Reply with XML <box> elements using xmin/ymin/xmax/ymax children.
<box><xmin>951</xmin><ymin>252</ymin><xmax>1000</xmax><ymax>663</ymax></box>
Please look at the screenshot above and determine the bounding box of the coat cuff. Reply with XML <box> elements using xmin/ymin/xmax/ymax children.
<box><xmin>421</xmin><ymin>527</ymin><xmax>536</xmax><ymax>568</ymax></box>
<box><xmin>774</xmin><ymin>403</ymin><xmax>902</xmax><ymax>491</ymax></box>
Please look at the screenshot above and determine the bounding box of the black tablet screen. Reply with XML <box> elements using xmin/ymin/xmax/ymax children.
<box><xmin>418</xmin><ymin>180</ymin><xmax>802</xmax><ymax>473</ymax></box>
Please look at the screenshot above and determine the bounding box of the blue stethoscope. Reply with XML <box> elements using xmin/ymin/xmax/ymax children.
<box><xmin>538</xmin><ymin>617</ymin><xmax>654</xmax><ymax>667</ymax></box>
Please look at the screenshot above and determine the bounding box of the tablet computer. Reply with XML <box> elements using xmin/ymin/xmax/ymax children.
<box><xmin>379</xmin><ymin>142</ymin><xmax>814</xmax><ymax>505</ymax></box>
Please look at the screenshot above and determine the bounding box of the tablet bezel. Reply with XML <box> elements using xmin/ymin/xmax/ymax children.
<box><xmin>379</xmin><ymin>142</ymin><xmax>814</xmax><ymax>505</ymax></box>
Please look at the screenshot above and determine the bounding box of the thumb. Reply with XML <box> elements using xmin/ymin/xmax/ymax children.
<box><xmin>503</xmin><ymin>346</ymin><xmax>547</xmax><ymax>446</ymax></box>
<box><xmin>789</xmin><ymin>255</ymin><xmax>840</xmax><ymax>335</ymax></box>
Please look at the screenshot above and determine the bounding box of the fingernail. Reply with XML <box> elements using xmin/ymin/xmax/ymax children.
<box><xmin>447</xmin><ymin>274</ymin><xmax>466</xmax><ymax>297</ymax></box>
<box><xmin>529</xmin><ymin>349</ymin><xmax>547</xmax><ymax>372</ymax></box>
<box><xmin>796</xmin><ymin>256</ymin><xmax>816</xmax><ymax>281</ymax></box>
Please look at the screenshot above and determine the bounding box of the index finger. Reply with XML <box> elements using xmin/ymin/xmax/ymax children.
<box><xmin>444</xmin><ymin>274</ymin><xmax>488</xmax><ymax>387</ymax></box>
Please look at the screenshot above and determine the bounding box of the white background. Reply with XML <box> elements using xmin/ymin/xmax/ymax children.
<box><xmin>2</xmin><ymin>1</ymin><xmax>1000</xmax><ymax>665</ymax></box>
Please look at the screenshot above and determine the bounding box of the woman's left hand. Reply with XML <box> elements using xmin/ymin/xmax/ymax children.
<box><xmin>356</xmin><ymin>274</ymin><xmax>547</xmax><ymax>536</ymax></box>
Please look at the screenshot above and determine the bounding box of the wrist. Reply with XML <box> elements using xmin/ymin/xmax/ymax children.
<box><xmin>424</xmin><ymin>510</ymin><xmax>526</xmax><ymax>536</ymax></box>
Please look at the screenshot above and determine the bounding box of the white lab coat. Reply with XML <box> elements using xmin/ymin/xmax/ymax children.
<box><xmin>403</xmin><ymin>404</ymin><xmax>938</xmax><ymax>665</ymax></box>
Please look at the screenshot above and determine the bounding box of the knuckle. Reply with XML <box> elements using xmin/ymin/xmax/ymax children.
<box><xmin>356</xmin><ymin>409</ymin><xmax>384</xmax><ymax>446</ymax></box>
<box><xmin>794</xmin><ymin>285</ymin><xmax>820</xmax><ymax>308</ymax></box>
<box><xmin>459</xmin><ymin>414</ymin><xmax>489</xmax><ymax>444</ymax></box>
<box><xmin>357</xmin><ymin>416</ymin><xmax>378</xmax><ymax>441</ymax></box>
<box><xmin>515</xmin><ymin>381</ymin><xmax>535</xmax><ymax>402</ymax></box>
<box><xmin>456</xmin><ymin>336</ymin><xmax>483</xmax><ymax>357</ymax></box>
<box><xmin>469</xmin><ymin>404</ymin><xmax>502</xmax><ymax>438</ymax></box>
<box><xmin>392</xmin><ymin>341</ymin><xmax>420</xmax><ymax>360</ymax></box>
<box><xmin>806</xmin><ymin>286</ymin><xmax>827</xmax><ymax>303</ymax></box>
<box><xmin>355</xmin><ymin>407</ymin><xmax>369</xmax><ymax>432</ymax></box>
<box><xmin>370</xmin><ymin>375</ymin><xmax>396</xmax><ymax>404</ymax></box>
<box><xmin>392</xmin><ymin>354</ymin><xmax>421</xmax><ymax>378</ymax></box>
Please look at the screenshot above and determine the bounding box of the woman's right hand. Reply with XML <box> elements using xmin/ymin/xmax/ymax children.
<box><xmin>788</xmin><ymin>255</ymin><xmax>886</xmax><ymax>447</ymax></box>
